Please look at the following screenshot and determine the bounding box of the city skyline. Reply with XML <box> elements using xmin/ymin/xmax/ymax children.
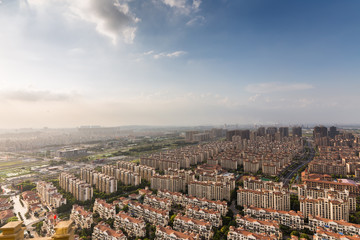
<box><xmin>1</xmin><ymin>0</ymin><xmax>360</xmax><ymax>128</ymax></box>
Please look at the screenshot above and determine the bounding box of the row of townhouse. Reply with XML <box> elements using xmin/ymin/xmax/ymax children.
<box><xmin>185</xmin><ymin>205</ymin><xmax>222</xmax><ymax>228</ymax></box>
<box><xmin>244</xmin><ymin>206</ymin><xmax>305</xmax><ymax>230</ymax></box>
<box><xmin>93</xmin><ymin>198</ymin><xmax>116</xmax><ymax>219</ymax></box>
<box><xmin>144</xmin><ymin>194</ymin><xmax>172</xmax><ymax>211</ymax></box>
<box><xmin>173</xmin><ymin>214</ymin><xmax>213</xmax><ymax>240</ymax></box>
<box><xmin>157</xmin><ymin>189</ymin><xmax>228</xmax><ymax>216</ymax></box>
<box><xmin>102</xmin><ymin>165</ymin><xmax>141</xmax><ymax>186</ymax></box>
<box><xmin>297</xmin><ymin>184</ymin><xmax>356</xmax><ymax>212</ymax></box>
<box><xmin>116</xmin><ymin>161</ymin><xmax>156</xmax><ymax>181</ymax></box>
<box><xmin>151</xmin><ymin>174</ymin><xmax>187</xmax><ymax>193</ymax></box>
<box><xmin>156</xmin><ymin>225</ymin><xmax>199</xmax><ymax>240</ymax></box>
<box><xmin>313</xmin><ymin>226</ymin><xmax>360</xmax><ymax>240</ymax></box>
<box><xmin>188</xmin><ymin>180</ymin><xmax>232</xmax><ymax>201</ymax></box>
<box><xmin>70</xmin><ymin>205</ymin><xmax>93</xmax><ymax>229</ymax></box>
<box><xmin>227</xmin><ymin>226</ymin><xmax>277</xmax><ymax>240</ymax></box>
<box><xmin>36</xmin><ymin>181</ymin><xmax>67</xmax><ymax>209</ymax></box>
<box><xmin>235</xmin><ymin>215</ymin><xmax>282</xmax><ymax>239</ymax></box>
<box><xmin>308</xmin><ymin>215</ymin><xmax>360</xmax><ymax>236</ymax></box>
<box><xmin>128</xmin><ymin>201</ymin><xmax>169</xmax><ymax>226</ymax></box>
<box><xmin>114</xmin><ymin>211</ymin><xmax>146</xmax><ymax>237</ymax></box>
<box><xmin>237</xmin><ymin>187</ymin><xmax>290</xmax><ymax>211</ymax></box>
<box><xmin>299</xmin><ymin>195</ymin><xmax>349</xmax><ymax>221</ymax></box>
<box><xmin>92</xmin><ymin>221</ymin><xmax>127</xmax><ymax>240</ymax></box>
<box><xmin>59</xmin><ymin>172</ymin><xmax>93</xmax><ymax>201</ymax></box>
<box><xmin>80</xmin><ymin>168</ymin><xmax>117</xmax><ymax>193</ymax></box>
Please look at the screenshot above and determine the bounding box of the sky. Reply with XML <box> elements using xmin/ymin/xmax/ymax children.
<box><xmin>1</xmin><ymin>0</ymin><xmax>360</xmax><ymax>128</ymax></box>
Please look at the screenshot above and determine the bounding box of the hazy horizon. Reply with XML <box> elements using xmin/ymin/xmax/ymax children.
<box><xmin>1</xmin><ymin>0</ymin><xmax>360</xmax><ymax>128</ymax></box>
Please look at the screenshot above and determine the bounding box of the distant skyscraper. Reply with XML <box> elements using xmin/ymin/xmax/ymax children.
<box><xmin>279</xmin><ymin>127</ymin><xmax>289</xmax><ymax>138</ymax></box>
<box><xmin>257</xmin><ymin>127</ymin><xmax>265</xmax><ymax>137</ymax></box>
<box><xmin>328</xmin><ymin>126</ymin><xmax>339</xmax><ymax>139</ymax></box>
<box><xmin>292</xmin><ymin>127</ymin><xmax>302</xmax><ymax>137</ymax></box>
<box><xmin>266</xmin><ymin>127</ymin><xmax>277</xmax><ymax>136</ymax></box>
<box><xmin>313</xmin><ymin>126</ymin><xmax>328</xmax><ymax>138</ymax></box>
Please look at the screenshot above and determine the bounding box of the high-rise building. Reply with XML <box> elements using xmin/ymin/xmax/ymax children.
<box><xmin>292</xmin><ymin>127</ymin><xmax>302</xmax><ymax>137</ymax></box>
<box><xmin>279</xmin><ymin>127</ymin><xmax>289</xmax><ymax>138</ymax></box>
<box><xmin>313</xmin><ymin>126</ymin><xmax>328</xmax><ymax>138</ymax></box>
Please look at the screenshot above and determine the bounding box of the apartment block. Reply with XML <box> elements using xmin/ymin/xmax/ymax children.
<box><xmin>128</xmin><ymin>201</ymin><xmax>169</xmax><ymax>226</ymax></box>
<box><xmin>102</xmin><ymin>165</ymin><xmax>142</xmax><ymax>186</ymax></box>
<box><xmin>114</xmin><ymin>211</ymin><xmax>146</xmax><ymax>238</ymax></box>
<box><xmin>70</xmin><ymin>205</ymin><xmax>93</xmax><ymax>229</ymax></box>
<box><xmin>93</xmin><ymin>198</ymin><xmax>116</xmax><ymax>219</ymax></box>
<box><xmin>227</xmin><ymin>226</ymin><xmax>277</xmax><ymax>240</ymax></box>
<box><xmin>244</xmin><ymin>206</ymin><xmax>304</xmax><ymax>230</ymax></box>
<box><xmin>237</xmin><ymin>187</ymin><xmax>290</xmax><ymax>211</ymax></box>
<box><xmin>185</xmin><ymin>205</ymin><xmax>222</xmax><ymax>227</ymax></box>
<box><xmin>92</xmin><ymin>221</ymin><xmax>127</xmax><ymax>240</ymax></box>
<box><xmin>151</xmin><ymin>174</ymin><xmax>187</xmax><ymax>192</ymax></box>
<box><xmin>115</xmin><ymin>161</ymin><xmax>155</xmax><ymax>181</ymax></box>
<box><xmin>188</xmin><ymin>180</ymin><xmax>232</xmax><ymax>201</ymax></box>
<box><xmin>298</xmin><ymin>184</ymin><xmax>356</xmax><ymax>212</ymax></box>
<box><xmin>80</xmin><ymin>168</ymin><xmax>118</xmax><ymax>193</ymax></box>
<box><xmin>156</xmin><ymin>225</ymin><xmax>199</xmax><ymax>240</ymax></box>
<box><xmin>173</xmin><ymin>214</ymin><xmax>213</xmax><ymax>240</ymax></box>
<box><xmin>59</xmin><ymin>172</ymin><xmax>93</xmax><ymax>201</ymax></box>
<box><xmin>299</xmin><ymin>196</ymin><xmax>349</xmax><ymax>221</ymax></box>
<box><xmin>36</xmin><ymin>181</ymin><xmax>66</xmax><ymax>209</ymax></box>
<box><xmin>304</xmin><ymin>179</ymin><xmax>360</xmax><ymax>195</ymax></box>
<box><xmin>144</xmin><ymin>195</ymin><xmax>172</xmax><ymax>211</ymax></box>
<box><xmin>236</xmin><ymin>215</ymin><xmax>282</xmax><ymax>239</ymax></box>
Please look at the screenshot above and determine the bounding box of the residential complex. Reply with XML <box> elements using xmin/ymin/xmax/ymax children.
<box><xmin>156</xmin><ymin>225</ymin><xmax>199</xmax><ymax>240</ymax></box>
<box><xmin>92</xmin><ymin>221</ymin><xmax>127</xmax><ymax>240</ymax></box>
<box><xmin>36</xmin><ymin>181</ymin><xmax>66</xmax><ymax>209</ymax></box>
<box><xmin>128</xmin><ymin>201</ymin><xmax>169</xmax><ymax>226</ymax></box>
<box><xmin>173</xmin><ymin>214</ymin><xmax>213</xmax><ymax>240</ymax></box>
<box><xmin>80</xmin><ymin>168</ymin><xmax>118</xmax><ymax>193</ymax></box>
<box><xmin>114</xmin><ymin>212</ymin><xmax>146</xmax><ymax>238</ymax></box>
<box><xmin>59</xmin><ymin>172</ymin><xmax>93</xmax><ymax>201</ymax></box>
<box><xmin>70</xmin><ymin>204</ymin><xmax>93</xmax><ymax>229</ymax></box>
<box><xmin>93</xmin><ymin>198</ymin><xmax>116</xmax><ymax>219</ymax></box>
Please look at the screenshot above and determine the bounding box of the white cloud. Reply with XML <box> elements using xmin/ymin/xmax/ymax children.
<box><xmin>246</xmin><ymin>82</ymin><xmax>313</xmax><ymax>94</ymax></box>
<box><xmin>27</xmin><ymin>0</ymin><xmax>140</xmax><ymax>44</ymax></box>
<box><xmin>186</xmin><ymin>15</ymin><xmax>205</xmax><ymax>26</ymax></box>
<box><xmin>153</xmin><ymin>50</ymin><xmax>187</xmax><ymax>59</ymax></box>
<box><xmin>160</xmin><ymin>0</ymin><xmax>201</xmax><ymax>15</ymax></box>
<box><xmin>1</xmin><ymin>89</ymin><xmax>79</xmax><ymax>102</ymax></box>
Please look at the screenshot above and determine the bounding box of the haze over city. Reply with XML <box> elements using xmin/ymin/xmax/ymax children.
<box><xmin>1</xmin><ymin>0</ymin><xmax>360</xmax><ymax>128</ymax></box>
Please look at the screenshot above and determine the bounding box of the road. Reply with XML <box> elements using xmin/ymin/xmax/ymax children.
<box><xmin>282</xmin><ymin>141</ymin><xmax>315</xmax><ymax>185</ymax></box>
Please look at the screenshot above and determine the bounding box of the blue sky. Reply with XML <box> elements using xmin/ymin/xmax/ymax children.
<box><xmin>0</xmin><ymin>0</ymin><xmax>360</xmax><ymax>128</ymax></box>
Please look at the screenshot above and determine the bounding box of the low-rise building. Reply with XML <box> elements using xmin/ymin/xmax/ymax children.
<box><xmin>173</xmin><ymin>214</ymin><xmax>213</xmax><ymax>240</ymax></box>
<box><xmin>156</xmin><ymin>225</ymin><xmax>199</xmax><ymax>240</ymax></box>
<box><xmin>227</xmin><ymin>226</ymin><xmax>277</xmax><ymax>240</ymax></box>
<box><xmin>185</xmin><ymin>205</ymin><xmax>222</xmax><ymax>228</ymax></box>
<box><xmin>144</xmin><ymin>195</ymin><xmax>172</xmax><ymax>211</ymax></box>
<box><xmin>313</xmin><ymin>226</ymin><xmax>360</xmax><ymax>240</ymax></box>
<box><xmin>244</xmin><ymin>206</ymin><xmax>304</xmax><ymax>229</ymax></box>
<box><xmin>236</xmin><ymin>215</ymin><xmax>282</xmax><ymax>239</ymax></box>
<box><xmin>92</xmin><ymin>221</ymin><xmax>127</xmax><ymax>240</ymax></box>
<box><xmin>70</xmin><ymin>205</ymin><xmax>93</xmax><ymax>229</ymax></box>
<box><xmin>128</xmin><ymin>201</ymin><xmax>169</xmax><ymax>226</ymax></box>
<box><xmin>93</xmin><ymin>198</ymin><xmax>116</xmax><ymax>220</ymax></box>
<box><xmin>114</xmin><ymin>211</ymin><xmax>146</xmax><ymax>238</ymax></box>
